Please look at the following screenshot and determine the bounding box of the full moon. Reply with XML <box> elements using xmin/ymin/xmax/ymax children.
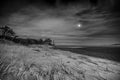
<box><xmin>77</xmin><ymin>24</ymin><xmax>82</xmax><ymax>28</ymax></box>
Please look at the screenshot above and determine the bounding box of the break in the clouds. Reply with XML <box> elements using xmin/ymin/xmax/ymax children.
<box><xmin>1</xmin><ymin>5</ymin><xmax>120</xmax><ymax>46</ymax></box>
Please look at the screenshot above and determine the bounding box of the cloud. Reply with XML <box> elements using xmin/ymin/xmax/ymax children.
<box><xmin>0</xmin><ymin>4</ymin><xmax>120</xmax><ymax>46</ymax></box>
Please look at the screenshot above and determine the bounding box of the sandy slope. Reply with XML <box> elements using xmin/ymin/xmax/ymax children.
<box><xmin>0</xmin><ymin>43</ymin><xmax>120</xmax><ymax>80</ymax></box>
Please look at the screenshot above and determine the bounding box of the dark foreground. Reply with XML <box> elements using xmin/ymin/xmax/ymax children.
<box><xmin>55</xmin><ymin>46</ymin><xmax>120</xmax><ymax>62</ymax></box>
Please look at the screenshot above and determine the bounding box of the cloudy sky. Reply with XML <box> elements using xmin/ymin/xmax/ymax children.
<box><xmin>0</xmin><ymin>0</ymin><xmax>120</xmax><ymax>47</ymax></box>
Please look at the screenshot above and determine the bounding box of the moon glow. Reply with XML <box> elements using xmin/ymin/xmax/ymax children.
<box><xmin>77</xmin><ymin>23</ymin><xmax>82</xmax><ymax>28</ymax></box>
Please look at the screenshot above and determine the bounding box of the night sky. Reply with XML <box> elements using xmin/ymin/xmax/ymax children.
<box><xmin>0</xmin><ymin>0</ymin><xmax>120</xmax><ymax>47</ymax></box>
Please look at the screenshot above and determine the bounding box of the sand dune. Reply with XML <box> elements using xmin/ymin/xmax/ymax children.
<box><xmin>0</xmin><ymin>43</ymin><xmax>120</xmax><ymax>80</ymax></box>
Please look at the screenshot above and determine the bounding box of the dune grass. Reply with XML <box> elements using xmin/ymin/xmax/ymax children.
<box><xmin>0</xmin><ymin>41</ymin><xmax>120</xmax><ymax>80</ymax></box>
<box><xmin>0</xmin><ymin>43</ymin><xmax>85</xmax><ymax>80</ymax></box>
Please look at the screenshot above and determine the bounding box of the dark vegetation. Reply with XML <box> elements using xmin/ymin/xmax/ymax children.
<box><xmin>0</xmin><ymin>25</ymin><xmax>55</xmax><ymax>46</ymax></box>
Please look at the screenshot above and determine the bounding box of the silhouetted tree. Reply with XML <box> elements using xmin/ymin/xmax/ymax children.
<box><xmin>0</xmin><ymin>25</ymin><xmax>56</xmax><ymax>46</ymax></box>
<box><xmin>26</xmin><ymin>39</ymin><xmax>38</xmax><ymax>44</ymax></box>
<box><xmin>0</xmin><ymin>25</ymin><xmax>15</xmax><ymax>39</ymax></box>
<box><xmin>43</xmin><ymin>38</ymin><xmax>55</xmax><ymax>46</ymax></box>
<box><xmin>38</xmin><ymin>39</ymin><xmax>43</xmax><ymax>44</ymax></box>
<box><xmin>12</xmin><ymin>36</ymin><xmax>18</xmax><ymax>40</ymax></box>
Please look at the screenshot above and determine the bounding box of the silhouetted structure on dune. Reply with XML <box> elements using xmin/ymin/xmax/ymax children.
<box><xmin>0</xmin><ymin>25</ymin><xmax>55</xmax><ymax>46</ymax></box>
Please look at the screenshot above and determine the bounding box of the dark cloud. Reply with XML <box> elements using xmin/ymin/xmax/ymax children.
<box><xmin>85</xmin><ymin>17</ymin><xmax>120</xmax><ymax>38</ymax></box>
